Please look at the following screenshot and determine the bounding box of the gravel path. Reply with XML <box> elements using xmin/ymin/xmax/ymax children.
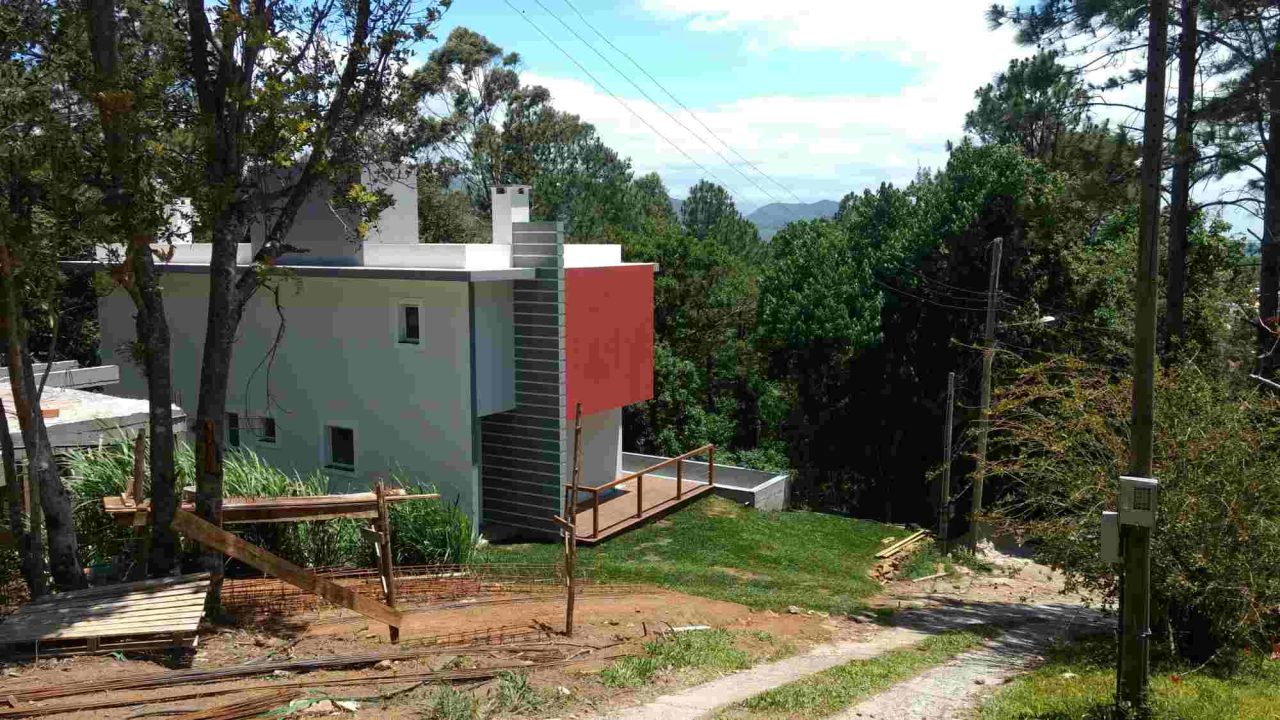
<box><xmin>597</xmin><ymin>602</ymin><xmax>1102</xmax><ymax>720</ymax></box>
<box><xmin>828</xmin><ymin>611</ymin><xmax>1107</xmax><ymax>720</ymax></box>
<box><xmin>599</xmin><ymin>627</ymin><xmax>929</xmax><ymax>720</ymax></box>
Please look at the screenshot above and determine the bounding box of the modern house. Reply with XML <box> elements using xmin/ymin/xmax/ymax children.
<box><xmin>80</xmin><ymin>179</ymin><xmax>657</xmax><ymax>538</ymax></box>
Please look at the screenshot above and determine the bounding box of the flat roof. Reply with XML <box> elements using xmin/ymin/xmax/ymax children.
<box><xmin>1</xmin><ymin>384</ymin><xmax>187</xmax><ymax>457</ymax></box>
<box><xmin>61</xmin><ymin>260</ymin><xmax>537</xmax><ymax>283</ymax></box>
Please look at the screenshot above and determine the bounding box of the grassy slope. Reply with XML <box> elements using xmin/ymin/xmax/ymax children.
<box><xmin>483</xmin><ymin>496</ymin><xmax>901</xmax><ymax>615</ymax></box>
<box><xmin>716</xmin><ymin>628</ymin><xmax>996</xmax><ymax>719</ymax></box>
<box><xmin>979</xmin><ymin>638</ymin><xmax>1280</xmax><ymax>720</ymax></box>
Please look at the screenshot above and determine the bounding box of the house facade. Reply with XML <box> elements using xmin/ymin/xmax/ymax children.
<box><xmin>86</xmin><ymin>180</ymin><xmax>655</xmax><ymax>538</ymax></box>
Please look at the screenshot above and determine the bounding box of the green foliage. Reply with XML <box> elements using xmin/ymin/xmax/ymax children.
<box><xmin>965</xmin><ymin>52</ymin><xmax>1090</xmax><ymax>160</ymax></box>
<box><xmin>720</xmin><ymin>628</ymin><xmax>997</xmax><ymax>719</ymax></box>
<box><xmin>485</xmin><ymin>496</ymin><xmax>900</xmax><ymax>616</ymax></box>
<box><xmin>979</xmin><ymin>637</ymin><xmax>1280</xmax><ymax>720</ymax></box>
<box><xmin>424</xmin><ymin>686</ymin><xmax>480</xmax><ymax>720</ymax></box>
<box><xmin>489</xmin><ymin>671</ymin><xmax>546</xmax><ymax>714</ymax></box>
<box><xmin>601</xmin><ymin>629</ymin><xmax>751</xmax><ymax>688</ymax></box>
<box><xmin>63</xmin><ymin>439</ymin><xmax>475</xmax><ymax>572</ymax></box>
<box><xmin>987</xmin><ymin>360</ymin><xmax>1280</xmax><ymax>660</ymax></box>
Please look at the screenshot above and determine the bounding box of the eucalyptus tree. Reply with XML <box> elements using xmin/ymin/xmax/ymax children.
<box><xmin>177</xmin><ymin>0</ymin><xmax>450</xmax><ymax>592</ymax></box>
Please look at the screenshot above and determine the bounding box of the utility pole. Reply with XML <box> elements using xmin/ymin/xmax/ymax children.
<box><xmin>940</xmin><ymin>371</ymin><xmax>955</xmax><ymax>554</ymax></box>
<box><xmin>1118</xmin><ymin>0</ymin><xmax>1167</xmax><ymax>715</ymax></box>
<box><xmin>969</xmin><ymin>237</ymin><xmax>1002</xmax><ymax>554</ymax></box>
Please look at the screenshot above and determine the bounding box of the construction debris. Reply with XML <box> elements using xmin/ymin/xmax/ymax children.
<box><xmin>171</xmin><ymin>510</ymin><xmax>403</xmax><ymax>632</ymax></box>
<box><xmin>0</xmin><ymin>642</ymin><xmax>629</xmax><ymax>718</ymax></box>
<box><xmin>171</xmin><ymin>689</ymin><xmax>301</xmax><ymax>720</ymax></box>
<box><xmin>0</xmin><ymin>573</ymin><xmax>210</xmax><ymax>657</ymax></box>
<box><xmin>875</xmin><ymin>529</ymin><xmax>930</xmax><ymax>559</ymax></box>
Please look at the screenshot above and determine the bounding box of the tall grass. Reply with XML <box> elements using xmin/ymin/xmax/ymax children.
<box><xmin>63</xmin><ymin>437</ymin><xmax>476</xmax><ymax>571</ymax></box>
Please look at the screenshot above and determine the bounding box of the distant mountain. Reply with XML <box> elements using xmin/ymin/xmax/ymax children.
<box><xmin>746</xmin><ymin>200</ymin><xmax>840</xmax><ymax>239</ymax></box>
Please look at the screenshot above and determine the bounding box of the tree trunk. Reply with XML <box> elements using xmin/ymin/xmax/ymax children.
<box><xmin>192</xmin><ymin>215</ymin><xmax>246</xmax><ymax>596</ymax></box>
<box><xmin>1</xmin><ymin>392</ymin><xmax>47</xmax><ymax>598</ymax></box>
<box><xmin>1259</xmin><ymin>74</ymin><xmax>1280</xmax><ymax>377</ymax></box>
<box><xmin>0</xmin><ymin>215</ymin><xmax>86</xmax><ymax>591</ymax></box>
<box><xmin>15</xmin><ymin>350</ymin><xmax>85</xmax><ymax>590</ymax></box>
<box><xmin>1165</xmin><ymin>0</ymin><xmax>1197</xmax><ymax>356</ymax></box>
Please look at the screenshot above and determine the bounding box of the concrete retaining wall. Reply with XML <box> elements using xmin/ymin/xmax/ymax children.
<box><xmin>620</xmin><ymin>452</ymin><xmax>790</xmax><ymax>511</ymax></box>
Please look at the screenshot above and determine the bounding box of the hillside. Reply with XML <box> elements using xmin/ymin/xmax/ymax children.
<box><xmin>746</xmin><ymin>200</ymin><xmax>840</xmax><ymax>238</ymax></box>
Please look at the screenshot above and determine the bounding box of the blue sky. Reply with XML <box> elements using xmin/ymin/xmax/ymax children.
<box><xmin>423</xmin><ymin>1</ymin><xmax>1257</xmax><ymax>240</ymax></box>
<box><xmin>427</xmin><ymin>0</ymin><xmax>1032</xmax><ymax>213</ymax></box>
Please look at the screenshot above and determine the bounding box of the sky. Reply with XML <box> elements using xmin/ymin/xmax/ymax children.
<box><xmin>429</xmin><ymin>0</ymin><xmax>1035</xmax><ymax>213</ymax></box>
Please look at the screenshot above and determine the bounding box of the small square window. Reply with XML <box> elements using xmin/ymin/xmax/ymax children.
<box><xmin>398</xmin><ymin>302</ymin><xmax>421</xmax><ymax>345</ymax></box>
<box><xmin>259</xmin><ymin>417</ymin><xmax>277</xmax><ymax>444</ymax></box>
<box><xmin>326</xmin><ymin>425</ymin><xmax>354</xmax><ymax>471</ymax></box>
<box><xmin>227</xmin><ymin>413</ymin><xmax>240</xmax><ymax>448</ymax></box>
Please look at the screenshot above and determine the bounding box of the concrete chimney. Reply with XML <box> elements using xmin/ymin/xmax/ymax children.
<box><xmin>491</xmin><ymin>185</ymin><xmax>531</xmax><ymax>245</ymax></box>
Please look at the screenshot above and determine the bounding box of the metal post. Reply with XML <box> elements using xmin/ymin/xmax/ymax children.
<box><xmin>1118</xmin><ymin>1</ymin><xmax>1167</xmax><ymax>713</ymax></box>
<box><xmin>970</xmin><ymin>238</ymin><xmax>1002</xmax><ymax>554</ymax></box>
<box><xmin>636</xmin><ymin>473</ymin><xmax>644</xmax><ymax>519</ymax></box>
<box><xmin>676</xmin><ymin>458</ymin><xmax>683</xmax><ymax>499</ymax></box>
<box><xmin>940</xmin><ymin>371</ymin><xmax>955</xmax><ymax>554</ymax></box>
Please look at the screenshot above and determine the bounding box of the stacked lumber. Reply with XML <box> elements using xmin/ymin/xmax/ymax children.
<box><xmin>869</xmin><ymin>530</ymin><xmax>933</xmax><ymax>584</ymax></box>
<box><xmin>0</xmin><ymin>574</ymin><xmax>210</xmax><ymax>657</ymax></box>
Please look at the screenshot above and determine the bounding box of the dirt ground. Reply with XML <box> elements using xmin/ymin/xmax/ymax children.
<box><xmin>0</xmin><ymin>542</ymin><xmax>1084</xmax><ymax>720</ymax></box>
<box><xmin>0</xmin><ymin>589</ymin><xmax>845</xmax><ymax>720</ymax></box>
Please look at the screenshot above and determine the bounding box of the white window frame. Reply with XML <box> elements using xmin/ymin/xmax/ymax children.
<box><xmin>322</xmin><ymin>421</ymin><xmax>357</xmax><ymax>475</ymax></box>
<box><xmin>393</xmin><ymin>298</ymin><xmax>425</xmax><ymax>347</ymax></box>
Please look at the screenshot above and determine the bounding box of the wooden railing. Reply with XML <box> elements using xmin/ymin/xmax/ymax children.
<box><xmin>566</xmin><ymin>444</ymin><xmax>715</xmax><ymax>540</ymax></box>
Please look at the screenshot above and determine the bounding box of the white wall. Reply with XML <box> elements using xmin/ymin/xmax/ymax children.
<box><xmin>567</xmin><ymin>407</ymin><xmax>621</xmax><ymax>490</ymax></box>
<box><xmin>99</xmin><ymin>273</ymin><xmax>483</xmax><ymax>521</ymax></box>
<box><xmin>472</xmin><ymin>282</ymin><xmax>516</xmax><ymax>416</ymax></box>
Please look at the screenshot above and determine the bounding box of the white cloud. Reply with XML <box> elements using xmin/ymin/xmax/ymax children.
<box><xmin>520</xmin><ymin>1</ymin><xmax>1029</xmax><ymax>207</ymax></box>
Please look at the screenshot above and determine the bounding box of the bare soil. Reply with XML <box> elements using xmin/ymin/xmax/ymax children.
<box><xmin>0</xmin><ymin>589</ymin><xmax>840</xmax><ymax>720</ymax></box>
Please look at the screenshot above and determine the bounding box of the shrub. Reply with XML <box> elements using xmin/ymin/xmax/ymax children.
<box><xmin>986</xmin><ymin>358</ymin><xmax>1280</xmax><ymax>662</ymax></box>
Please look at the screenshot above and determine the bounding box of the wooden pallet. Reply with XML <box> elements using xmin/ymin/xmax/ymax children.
<box><xmin>0</xmin><ymin>573</ymin><xmax>210</xmax><ymax>657</ymax></box>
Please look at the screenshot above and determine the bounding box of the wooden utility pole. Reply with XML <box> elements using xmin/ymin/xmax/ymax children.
<box><xmin>564</xmin><ymin>402</ymin><xmax>584</xmax><ymax>637</ymax></box>
<box><xmin>1119</xmin><ymin>0</ymin><xmax>1167</xmax><ymax>714</ymax></box>
<box><xmin>1164</xmin><ymin>0</ymin><xmax>1197</xmax><ymax>354</ymax></box>
<box><xmin>969</xmin><ymin>238</ymin><xmax>1002</xmax><ymax>554</ymax></box>
<box><xmin>940</xmin><ymin>371</ymin><xmax>955</xmax><ymax>553</ymax></box>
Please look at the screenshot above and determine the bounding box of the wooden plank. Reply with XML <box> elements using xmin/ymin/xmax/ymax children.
<box><xmin>106</xmin><ymin>493</ymin><xmax>437</xmax><ymax>526</ymax></box>
<box><xmin>2</xmin><ymin>634</ymin><xmax>197</xmax><ymax>660</ymax></box>
<box><xmin>875</xmin><ymin>530</ymin><xmax>929</xmax><ymax>558</ymax></box>
<box><xmin>13</xmin><ymin>586</ymin><xmax>208</xmax><ymax>615</ymax></box>
<box><xmin>19</xmin><ymin>574</ymin><xmax>209</xmax><ymax>608</ymax></box>
<box><xmin>171</xmin><ymin>510</ymin><xmax>402</xmax><ymax>628</ymax></box>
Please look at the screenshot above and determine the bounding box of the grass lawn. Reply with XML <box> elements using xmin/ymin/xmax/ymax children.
<box><xmin>979</xmin><ymin>637</ymin><xmax>1280</xmax><ymax>720</ymax></box>
<box><xmin>482</xmin><ymin>496</ymin><xmax>902</xmax><ymax>615</ymax></box>
<box><xmin>714</xmin><ymin>627</ymin><xmax>998</xmax><ymax>719</ymax></box>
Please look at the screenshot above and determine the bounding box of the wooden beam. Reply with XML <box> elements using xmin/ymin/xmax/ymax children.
<box><xmin>171</xmin><ymin>510</ymin><xmax>402</xmax><ymax>629</ymax></box>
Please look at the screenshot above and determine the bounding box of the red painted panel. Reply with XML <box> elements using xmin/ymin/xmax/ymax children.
<box><xmin>565</xmin><ymin>265</ymin><xmax>655</xmax><ymax>418</ymax></box>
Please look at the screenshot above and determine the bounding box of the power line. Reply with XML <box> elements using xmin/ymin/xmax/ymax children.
<box><xmin>556</xmin><ymin>0</ymin><xmax>805</xmax><ymax>205</ymax></box>
<box><xmin>502</xmin><ymin>0</ymin><xmax>752</xmax><ymax>202</ymax></box>
<box><xmin>529</xmin><ymin>0</ymin><xmax>784</xmax><ymax>206</ymax></box>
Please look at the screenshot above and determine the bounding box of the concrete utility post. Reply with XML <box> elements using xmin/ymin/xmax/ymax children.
<box><xmin>940</xmin><ymin>371</ymin><xmax>955</xmax><ymax>553</ymax></box>
<box><xmin>1117</xmin><ymin>0</ymin><xmax>1168</xmax><ymax>714</ymax></box>
<box><xmin>969</xmin><ymin>237</ymin><xmax>1002</xmax><ymax>554</ymax></box>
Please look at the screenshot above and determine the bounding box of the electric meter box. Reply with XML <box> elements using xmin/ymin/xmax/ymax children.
<box><xmin>1118</xmin><ymin>476</ymin><xmax>1159</xmax><ymax>527</ymax></box>
<box><xmin>1100</xmin><ymin>511</ymin><xmax>1120</xmax><ymax>564</ymax></box>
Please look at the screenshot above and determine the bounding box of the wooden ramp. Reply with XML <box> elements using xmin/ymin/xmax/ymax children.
<box><xmin>0</xmin><ymin>573</ymin><xmax>210</xmax><ymax>657</ymax></box>
<box><xmin>573</xmin><ymin>477</ymin><xmax>714</xmax><ymax>545</ymax></box>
